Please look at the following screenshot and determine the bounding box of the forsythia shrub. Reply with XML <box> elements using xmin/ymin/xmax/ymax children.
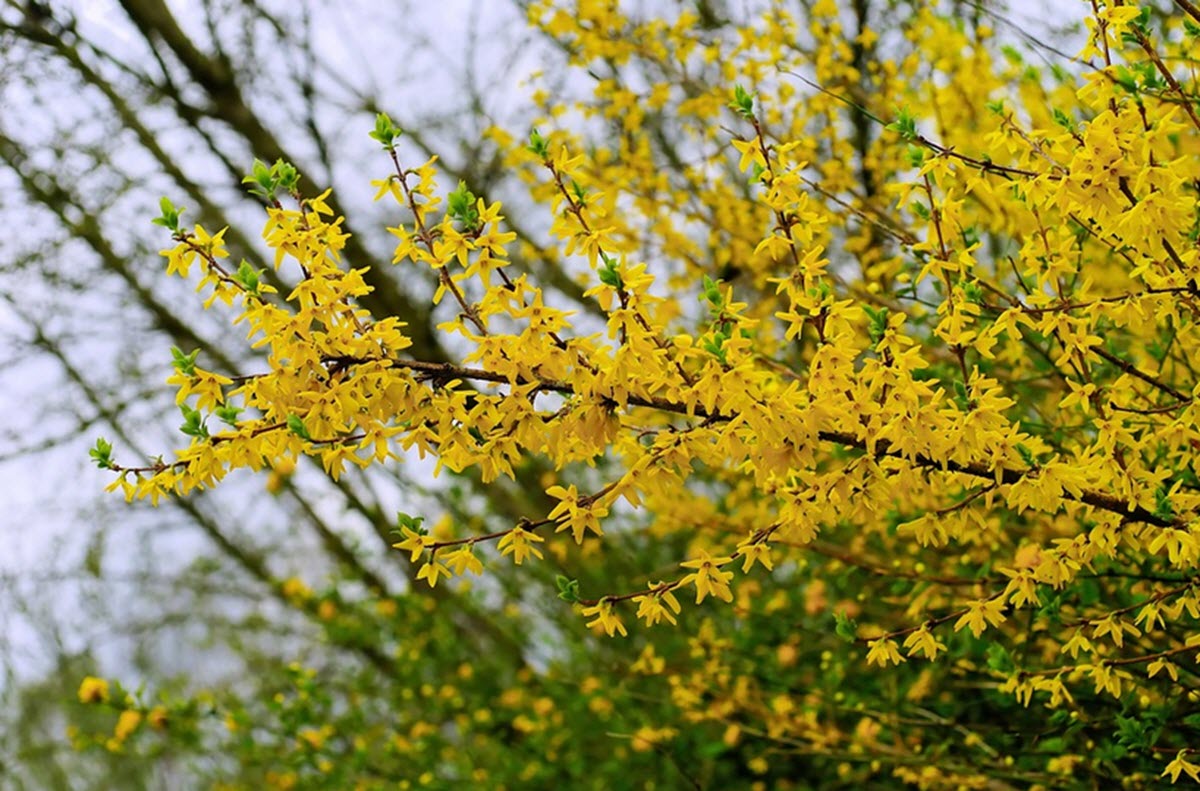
<box><xmin>77</xmin><ymin>1</ymin><xmax>1200</xmax><ymax>788</ymax></box>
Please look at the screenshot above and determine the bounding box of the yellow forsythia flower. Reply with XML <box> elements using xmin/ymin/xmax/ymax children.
<box><xmin>147</xmin><ymin>706</ymin><xmax>169</xmax><ymax>730</ymax></box>
<box><xmin>114</xmin><ymin>709</ymin><xmax>142</xmax><ymax>741</ymax></box>
<box><xmin>77</xmin><ymin>676</ymin><xmax>110</xmax><ymax>704</ymax></box>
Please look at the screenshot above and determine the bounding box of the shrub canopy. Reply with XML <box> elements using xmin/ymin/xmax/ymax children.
<box><xmin>75</xmin><ymin>1</ymin><xmax>1200</xmax><ymax>788</ymax></box>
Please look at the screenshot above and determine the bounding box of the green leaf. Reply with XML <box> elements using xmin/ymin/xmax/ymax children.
<box><xmin>904</xmin><ymin>144</ymin><xmax>925</xmax><ymax>168</ymax></box>
<box><xmin>1051</xmin><ymin>107</ymin><xmax>1076</xmax><ymax>131</ymax></box>
<box><xmin>598</xmin><ymin>255</ymin><xmax>623</xmax><ymax>289</ymax></box>
<box><xmin>179</xmin><ymin>405</ymin><xmax>209</xmax><ymax>439</ymax></box>
<box><xmin>171</xmin><ymin>346</ymin><xmax>200</xmax><ymax>377</ymax></box>
<box><xmin>241</xmin><ymin>158</ymin><xmax>299</xmax><ymax>200</ymax></box>
<box><xmin>1112</xmin><ymin>65</ymin><xmax>1139</xmax><ymax>94</ymax></box>
<box><xmin>235</xmin><ymin>260</ymin><xmax>261</xmax><ymax>295</ymax></box>
<box><xmin>834</xmin><ymin>611</ymin><xmax>858</xmax><ymax>642</ymax></box>
<box><xmin>703</xmin><ymin>333</ymin><xmax>728</xmax><ymax>364</ymax></box>
<box><xmin>271</xmin><ymin>159</ymin><xmax>299</xmax><ymax>194</ymax></box>
<box><xmin>1153</xmin><ymin>486</ymin><xmax>1175</xmax><ymax>521</ymax></box>
<box><xmin>1016</xmin><ymin>443</ymin><xmax>1037</xmax><ymax>467</ymax></box>
<box><xmin>1132</xmin><ymin>62</ymin><xmax>1161</xmax><ymax>90</ymax></box>
<box><xmin>985</xmin><ymin>643</ymin><xmax>1013</xmax><ymax>673</ymax></box>
<box><xmin>447</xmin><ymin>181</ymin><xmax>480</xmax><ymax>231</ymax></box>
<box><xmin>961</xmin><ymin>280</ymin><xmax>983</xmax><ymax>304</ymax></box>
<box><xmin>368</xmin><ymin>112</ymin><xmax>400</xmax><ymax>150</ymax></box>
<box><xmin>527</xmin><ymin>127</ymin><xmax>549</xmax><ymax>159</ymax></box>
<box><xmin>1130</xmin><ymin>6</ymin><xmax>1152</xmax><ymax>37</ymax></box>
<box><xmin>242</xmin><ymin>159</ymin><xmax>275</xmax><ymax>200</ymax></box>
<box><xmin>556</xmin><ymin>575</ymin><xmax>580</xmax><ymax>603</ymax></box>
<box><xmin>728</xmin><ymin>84</ymin><xmax>755</xmax><ymax>119</ymax></box>
<box><xmin>1038</xmin><ymin>737</ymin><xmax>1066</xmax><ymax>754</ymax></box>
<box><xmin>1115</xmin><ymin>712</ymin><xmax>1161</xmax><ymax>752</ymax></box>
<box><xmin>886</xmin><ymin>106</ymin><xmax>917</xmax><ymax>141</ymax></box>
<box><xmin>286</xmin><ymin>414</ymin><xmax>312</xmax><ymax>442</ymax></box>
<box><xmin>89</xmin><ymin>437</ymin><xmax>114</xmax><ymax>469</ymax></box>
<box><xmin>151</xmin><ymin>196</ymin><xmax>182</xmax><ymax>232</ymax></box>
<box><xmin>394</xmin><ymin>511</ymin><xmax>426</xmax><ymax>535</ymax></box>
<box><xmin>701</xmin><ymin>274</ymin><xmax>723</xmax><ymax>308</ymax></box>
<box><xmin>1037</xmin><ymin>592</ymin><xmax>1063</xmax><ymax>624</ymax></box>
<box><xmin>216</xmin><ymin>404</ymin><xmax>243</xmax><ymax>426</ymax></box>
<box><xmin>864</xmin><ymin>304</ymin><xmax>889</xmax><ymax>345</ymax></box>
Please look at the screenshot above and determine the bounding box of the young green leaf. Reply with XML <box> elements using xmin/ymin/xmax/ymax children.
<box><xmin>171</xmin><ymin>346</ymin><xmax>200</xmax><ymax>377</ymax></box>
<box><xmin>834</xmin><ymin>611</ymin><xmax>858</xmax><ymax>643</ymax></box>
<box><xmin>527</xmin><ymin>127</ymin><xmax>549</xmax><ymax>159</ymax></box>
<box><xmin>886</xmin><ymin>106</ymin><xmax>918</xmax><ymax>141</ymax></box>
<box><xmin>235</xmin><ymin>260</ymin><xmax>262</xmax><ymax>295</ymax></box>
<box><xmin>89</xmin><ymin>437</ymin><xmax>114</xmax><ymax>469</ymax></box>
<box><xmin>216</xmin><ymin>404</ymin><xmax>243</xmax><ymax>426</ymax></box>
<box><xmin>728</xmin><ymin>84</ymin><xmax>756</xmax><ymax>119</ymax></box>
<box><xmin>286</xmin><ymin>414</ymin><xmax>312</xmax><ymax>442</ymax></box>
<box><xmin>369</xmin><ymin>113</ymin><xmax>401</xmax><ymax>150</ymax></box>
<box><xmin>447</xmin><ymin>181</ymin><xmax>480</xmax><ymax>231</ymax></box>
<box><xmin>179</xmin><ymin>405</ymin><xmax>209</xmax><ymax>439</ymax></box>
<box><xmin>151</xmin><ymin>197</ymin><xmax>182</xmax><ymax>232</ymax></box>
<box><xmin>556</xmin><ymin>575</ymin><xmax>581</xmax><ymax>603</ymax></box>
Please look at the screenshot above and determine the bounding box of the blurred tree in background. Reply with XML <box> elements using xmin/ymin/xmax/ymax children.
<box><xmin>4</xmin><ymin>1</ymin><xmax>1200</xmax><ymax>789</ymax></box>
<box><xmin>0</xmin><ymin>0</ymin><xmax>550</xmax><ymax>785</ymax></box>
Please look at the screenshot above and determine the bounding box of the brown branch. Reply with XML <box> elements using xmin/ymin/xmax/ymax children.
<box><xmin>1176</xmin><ymin>0</ymin><xmax>1200</xmax><ymax>25</ymax></box>
<box><xmin>1133</xmin><ymin>29</ymin><xmax>1200</xmax><ymax>134</ymax></box>
<box><xmin>1090</xmin><ymin>346</ymin><xmax>1191</xmax><ymax>403</ymax></box>
<box><xmin>371</xmin><ymin>356</ymin><xmax>1181</xmax><ymax>529</ymax></box>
